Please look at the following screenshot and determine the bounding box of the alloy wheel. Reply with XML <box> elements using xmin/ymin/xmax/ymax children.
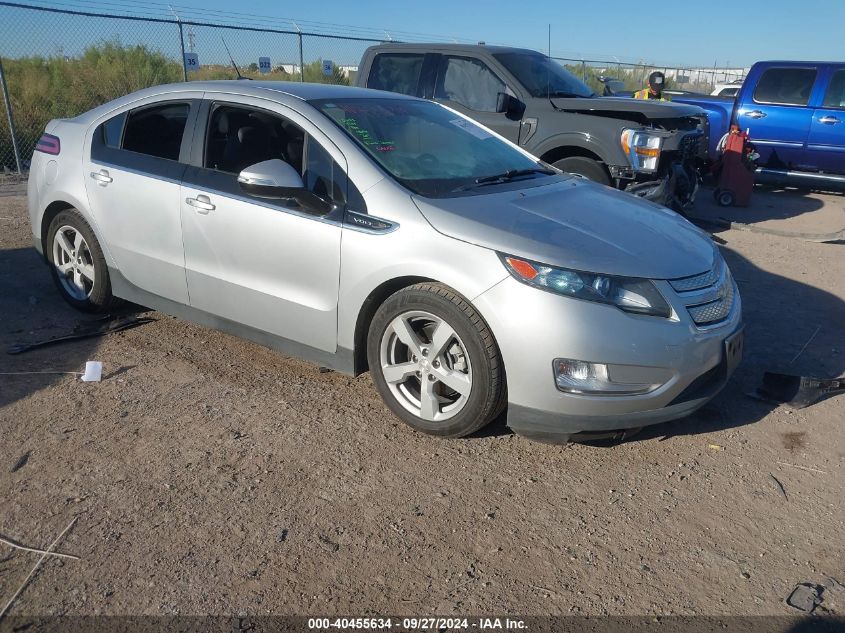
<box><xmin>379</xmin><ymin>310</ymin><xmax>473</xmax><ymax>423</ymax></box>
<box><xmin>52</xmin><ymin>225</ymin><xmax>95</xmax><ymax>301</ymax></box>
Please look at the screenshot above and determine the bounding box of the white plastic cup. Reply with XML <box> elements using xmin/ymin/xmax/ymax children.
<box><xmin>80</xmin><ymin>361</ymin><xmax>103</xmax><ymax>382</ymax></box>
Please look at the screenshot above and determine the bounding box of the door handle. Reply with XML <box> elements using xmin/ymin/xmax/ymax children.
<box><xmin>90</xmin><ymin>169</ymin><xmax>113</xmax><ymax>185</ymax></box>
<box><xmin>819</xmin><ymin>115</ymin><xmax>840</xmax><ymax>125</ymax></box>
<box><xmin>745</xmin><ymin>110</ymin><xmax>767</xmax><ymax>119</ymax></box>
<box><xmin>186</xmin><ymin>194</ymin><xmax>215</xmax><ymax>214</ymax></box>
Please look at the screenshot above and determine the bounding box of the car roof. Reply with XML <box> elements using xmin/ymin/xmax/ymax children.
<box><xmin>757</xmin><ymin>60</ymin><xmax>839</xmax><ymax>66</ymax></box>
<box><xmin>365</xmin><ymin>42</ymin><xmax>541</xmax><ymax>56</ymax></box>
<box><xmin>171</xmin><ymin>80</ymin><xmax>414</xmax><ymax>101</ymax></box>
<box><xmin>75</xmin><ymin>80</ymin><xmax>417</xmax><ymax>122</ymax></box>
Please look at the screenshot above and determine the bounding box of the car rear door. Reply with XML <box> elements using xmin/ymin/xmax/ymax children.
<box><xmin>805</xmin><ymin>66</ymin><xmax>845</xmax><ymax>174</ymax></box>
<box><xmin>84</xmin><ymin>96</ymin><xmax>199</xmax><ymax>304</ymax></box>
<box><xmin>735</xmin><ymin>66</ymin><xmax>819</xmax><ymax>168</ymax></box>
<box><xmin>431</xmin><ymin>54</ymin><xmax>523</xmax><ymax>143</ymax></box>
<box><xmin>364</xmin><ymin>51</ymin><xmax>435</xmax><ymax>98</ymax></box>
<box><xmin>179</xmin><ymin>96</ymin><xmax>343</xmax><ymax>353</ymax></box>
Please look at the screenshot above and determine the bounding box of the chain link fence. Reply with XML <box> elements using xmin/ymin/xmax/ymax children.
<box><xmin>0</xmin><ymin>2</ymin><xmax>382</xmax><ymax>172</ymax></box>
<box><xmin>0</xmin><ymin>1</ymin><xmax>746</xmax><ymax>173</ymax></box>
<box><xmin>557</xmin><ymin>57</ymin><xmax>747</xmax><ymax>96</ymax></box>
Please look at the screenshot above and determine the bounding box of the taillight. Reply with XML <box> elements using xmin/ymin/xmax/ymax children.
<box><xmin>35</xmin><ymin>133</ymin><xmax>60</xmax><ymax>155</ymax></box>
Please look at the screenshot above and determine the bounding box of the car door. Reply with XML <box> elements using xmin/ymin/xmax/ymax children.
<box><xmin>735</xmin><ymin>66</ymin><xmax>819</xmax><ymax>168</ymax></box>
<box><xmin>179</xmin><ymin>97</ymin><xmax>344</xmax><ymax>353</ymax></box>
<box><xmin>432</xmin><ymin>55</ymin><xmax>523</xmax><ymax>143</ymax></box>
<box><xmin>805</xmin><ymin>66</ymin><xmax>845</xmax><ymax>174</ymax></box>
<box><xmin>84</xmin><ymin>97</ymin><xmax>199</xmax><ymax>303</ymax></box>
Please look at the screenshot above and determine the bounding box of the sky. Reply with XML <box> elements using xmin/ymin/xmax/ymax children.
<box><xmin>7</xmin><ymin>0</ymin><xmax>845</xmax><ymax>67</ymax></box>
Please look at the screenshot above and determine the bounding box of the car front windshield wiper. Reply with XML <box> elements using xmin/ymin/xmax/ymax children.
<box><xmin>546</xmin><ymin>90</ymin><xmax>592</xmax><ymax>98</ymax></box>
<box><xmin>452</xmin><ymin>167</ymin><xmax>555</xmax><ymax>192</ymax></box>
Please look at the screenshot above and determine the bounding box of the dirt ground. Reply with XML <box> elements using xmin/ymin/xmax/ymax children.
<box><xmin>1</xmin><ymin>182</ymin><xmax>844</xmax><ymax>623</ymax></box>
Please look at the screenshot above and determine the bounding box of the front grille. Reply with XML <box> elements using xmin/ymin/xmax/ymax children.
<box><xmin>669</xmin><ymin>256</ymin><xmax>736</xmax><ymax>327</ymax></box>
<box><xmin>679</xmin><ymin>133</ymin><xmax>702</xmax><ymax>162</ymax></box>
<box><xmin>669</xmin><ymin>258</ymin><xmax>723</xmax><ymax>292</ymax></box>
<box><xmin>687</xmin><ymin>280</ymin><xmax>735</xmax><ymax>325</ymax></box>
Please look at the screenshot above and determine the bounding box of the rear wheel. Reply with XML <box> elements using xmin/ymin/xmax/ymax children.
<box><xmin>367</xmin><ymin>283</ymin><xmax>506</xmax><ymax>437</ymax></box>
<box><xmin>47</xmin><ymin>209</ymin><xmax>116</xmax><ymax>312</ymax></box>
<box><xmin>554</xmin><ymin>156</ymin><xmax>611</xmax><ymax>186</ymax></box>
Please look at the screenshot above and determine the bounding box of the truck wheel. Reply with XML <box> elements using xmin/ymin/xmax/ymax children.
<box><xmin>717</xmin><ymin>190</ymin><xmax>735</xmax><ymax>207</ymax></box>
<box><xmin>367</xmin><ymin>283</ymin><xmax>506</xmax><ymax>438</ymax></box>
<box><xmin>554</xmin><ymin>157</ymin><xmax>611</xmax><ymax>186</ymax></box>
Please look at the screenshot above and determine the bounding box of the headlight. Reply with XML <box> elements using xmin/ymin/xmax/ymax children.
<box><xmin>501</xmin><ymin>255</ymin><xmax>671</xmax><ymax>318</ymax></box>
<box><xmin>621</xmin><ymin>129</ymin><xmax>663</xmax><ymax>173</ymax></box>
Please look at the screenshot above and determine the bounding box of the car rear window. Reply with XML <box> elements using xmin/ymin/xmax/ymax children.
<box><xmin>367</xmin><ymin>53</ymin><xmax>424</xmax><ymax>96</ymax></box>
<box><xmin>122</xmin><ymin>102</ymin><xmax>190</xmax><ymax>161</ymax></box>
<box><xmin>753</xmin><ymin>67</ymin><xmax>817</xmax><ymax>106</ymax></box>
<box><xmin>822</xmin><ymin>69</ymin><xmax>845</xmax><ymax>108</ymax></box>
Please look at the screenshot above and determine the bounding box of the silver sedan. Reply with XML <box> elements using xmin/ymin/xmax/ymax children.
<box><xmin>28</xmin><ymin>81</ymin><xmax>742</xmax><ymax>442</ymax></box>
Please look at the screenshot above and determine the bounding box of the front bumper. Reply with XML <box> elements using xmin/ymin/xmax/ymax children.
<box><xmin>619</xmin><ymin>162</ymin><xmax>699</xmax><ymax>212</ymax></box>
<box><xmin>473</xmin><ymin>275</ymin><xmax>742</xmax><ymax>442</ymax></box>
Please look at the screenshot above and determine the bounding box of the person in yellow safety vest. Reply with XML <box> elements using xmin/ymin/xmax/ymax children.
<box><xmin>634</xmin><ymin>71</ymin><xmax>672</xmax><ymax>101</ymax></box>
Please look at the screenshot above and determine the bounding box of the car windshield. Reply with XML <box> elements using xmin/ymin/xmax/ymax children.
<box><xmin>494</xmin><ymin>52</ymin><xmax>595</xmax><ymax>99</ymax></box>
<box><xmin>312</xmin><ymin>97</ymin><xmax>556</xmax><ymax>197</ymax></box>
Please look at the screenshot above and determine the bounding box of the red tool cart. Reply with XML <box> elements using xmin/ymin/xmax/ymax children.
<box><xmin>712</xmin><ymin>125</ymin><xmax>758</xmax><ymax>207</ymax></box>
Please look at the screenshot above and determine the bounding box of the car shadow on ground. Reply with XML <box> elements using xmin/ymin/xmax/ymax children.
<box><xmin>4</xmin><ymin>237</ymin><xmax>843</xmax><ymax>444</ymax></box>
<box><xmin>474</xmin><ymin>241</ymin><xmax>845</xmax><ymax>444</ymax></box>
<box><xmin>0</xmin><ymin>246</ymin><xmax>114</xmax><ymax>409</ymax></box>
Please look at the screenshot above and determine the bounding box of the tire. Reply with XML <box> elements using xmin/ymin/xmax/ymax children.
<box><xmin>717</xmin><ymin>190</ymin><xmax>735</xmax><ymax>207</ymax></box>
<box><xmin>553</xmin><ymin>156</ymin><xmax>611</xmax><ymax>186</ymax></box>
<box><xmin>46</xmin><ymin>208</ymin><xmax>116</xmax><ymax>312</ymax></box>
<box><xmin>367</xmin><ymin>283</ymin><xmax>506</xmax><ymax>438</ymax></box>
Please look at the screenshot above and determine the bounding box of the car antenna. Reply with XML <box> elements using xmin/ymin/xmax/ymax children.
<box><xmin>221</xmin><ymin>37</ymin><xmax>250</xmax><ymax>80</ymax></box>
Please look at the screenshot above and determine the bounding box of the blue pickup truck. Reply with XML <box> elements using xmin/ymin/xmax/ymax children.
<box><xmin>673</xmin><ymin>61</ymin><xmax>845</xmax><ymax>187</ymax></box>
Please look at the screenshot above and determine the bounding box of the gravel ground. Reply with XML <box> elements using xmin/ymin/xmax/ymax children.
<box><xmin>0</xmin><ymin>186</ymin><xmax>843</xmax><ymax>622</ymax></box>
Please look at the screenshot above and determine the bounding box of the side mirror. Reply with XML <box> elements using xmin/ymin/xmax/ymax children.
<box><xmin>238</xmin><ymin>159</ymin><xmax>305</xmax><ymax>197</ymax></box>
<box><xmin>495</xmin><ymin>92</ymin><xmax>524</xmax><ymax>118</ymax></box>
<box><xmin>238</xmin><ymin>159</ymin><xmax>333</xmax><ymax>215</ymax></box>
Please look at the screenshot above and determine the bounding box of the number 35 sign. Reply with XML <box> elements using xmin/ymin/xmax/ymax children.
<box><xmin>183</xmin><ymin>52</ymin><xmax>199</xmax><ymax>72</ymax></box>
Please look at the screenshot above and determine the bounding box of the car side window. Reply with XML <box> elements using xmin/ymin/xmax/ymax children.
<box><xmin>822</xmin><ymin>70</ymin><xmax>845</xmax><ymax>108</ymax></box>
<box><xmin>434</xmin><ymin>56</ymin><xmax>505</xmax><ymax>112</ymax></box>
<box><xmin>101</xmin><ymin>112</ymin><xmax>127</xmax><ymax>148</ymax></box>
<box><xmin>753</xmin><ymin>68</ymin><xmax>817</xmax><ymax>106</ymax></box>
<box><xmin>204</xmin><ymin>103</ymin><xmax>347</xmax><ymax>208</ymax></box>
<box><xmin>122</xmin><ymin>102</ymin><xmax>190</xmax><ymax>160</ymax></box>
<box><xmin>367</xmin><ymin>53</ymin><xmax>425</xmax><ymax>96</ymax></box>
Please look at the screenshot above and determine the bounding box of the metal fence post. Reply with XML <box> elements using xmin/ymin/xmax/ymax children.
<box><xmin>298</xmin><ymin>33</ymin><xmax>304</xmax><ymax>82</ymax></box>
<box><xmin>581</xmin><ymin>60</ymin><xmax>586</xmax><ymax>83</ymax></box>
<box><xmin>178</xmin><ymin>21</ymin><xmax>188</xmax><ymax>82</ymax></box>
<box><xmin>0</xmin><ymin>57</ymin><xmax>23</xmax><ymax>174</ymax></box>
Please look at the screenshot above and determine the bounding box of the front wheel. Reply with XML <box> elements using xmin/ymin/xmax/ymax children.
<box><xmin>367</xmin><ymin>283</ymin><xmax>506</xmax><ymax>437</ymax></box>
<box><xmin>553</xmin><ymin>156</ymin><xmax>611</xmax><ymax>186</ymax></box>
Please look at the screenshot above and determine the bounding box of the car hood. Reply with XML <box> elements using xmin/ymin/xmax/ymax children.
<box><xmin>413</xmin><ymin>177</ymin><xmax>715</xmax><ymax>279</ymax></box>
<box><xmin>550</xmin><ymin>96</ymin><xmax>703</xmax><ymax>120</ymax></box>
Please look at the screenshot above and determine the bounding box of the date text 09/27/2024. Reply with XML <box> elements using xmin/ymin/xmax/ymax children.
<box><xmin>307</xmin><ymin>617</ymin><xmax>528</xmax><ymax>630</ymax></box>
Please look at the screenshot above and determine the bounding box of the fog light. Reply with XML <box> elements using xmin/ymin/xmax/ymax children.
<box><xmin>553</xmin><ymin>358</ymin><xmax>661</xmax><ymax>395</ymax></box>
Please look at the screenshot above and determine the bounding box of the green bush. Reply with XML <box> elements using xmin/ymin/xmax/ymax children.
<box><xmin>1</xmin><ymin>42</ymin><xmax>349</xmax><ymax>170</ymax></box>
